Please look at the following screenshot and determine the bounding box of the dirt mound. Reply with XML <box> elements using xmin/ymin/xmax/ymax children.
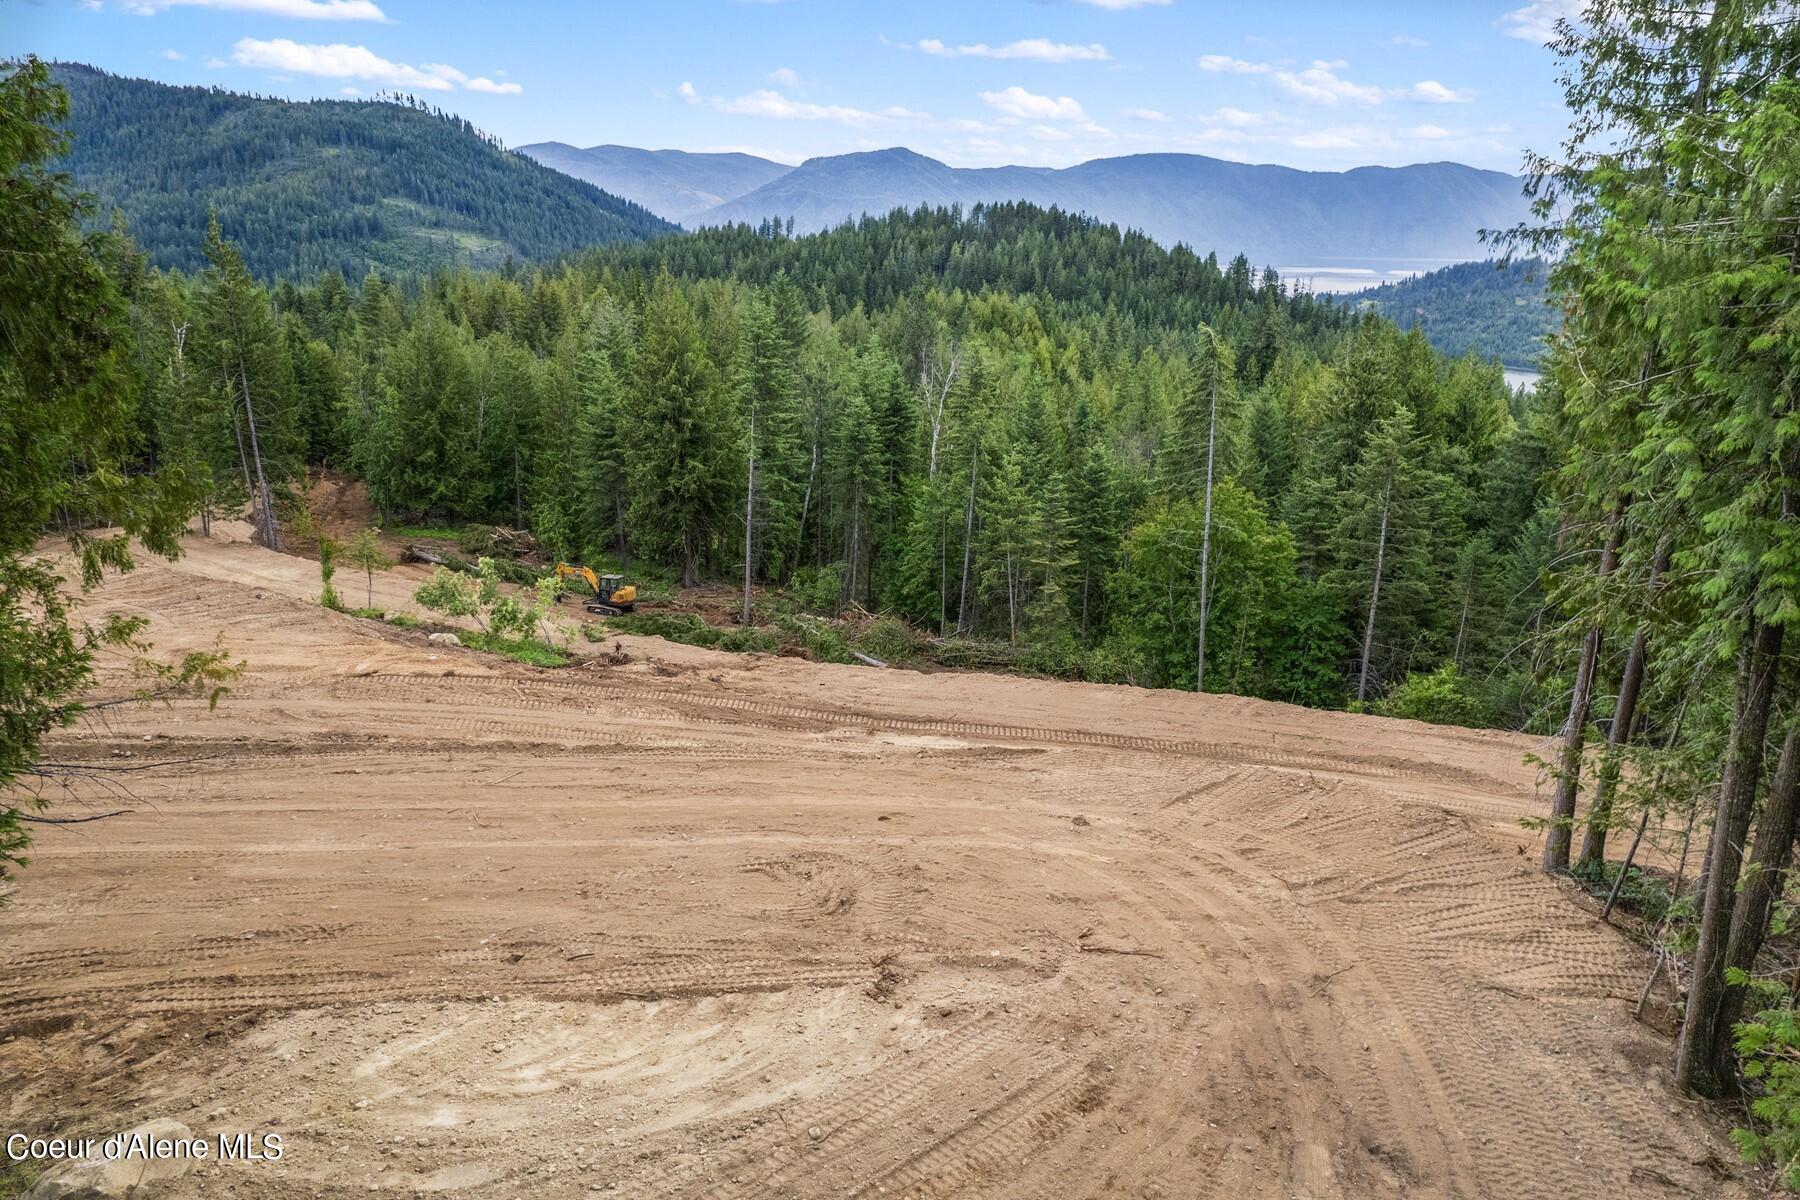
<box><xmin>0</xmin><ymin>534</ymin><xmax>1750</xmax><ymax>1198</ymax></box>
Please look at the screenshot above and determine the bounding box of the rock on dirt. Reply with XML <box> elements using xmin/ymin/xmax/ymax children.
<box><xmin>25</xmin><ymin>1119</ymin><xmax>198</xmax><ymax>1199</ymax></box>
<box><xmin>428</xmin><ymin>633</ymin><xmax>463</xmax><ymax>647</ymax></box>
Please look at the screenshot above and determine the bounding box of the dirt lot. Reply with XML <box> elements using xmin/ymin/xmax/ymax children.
<box><xmin>0</xmin><ymin>525</ymin><xmax>1748</xmax><ymax>1198</ymax></box>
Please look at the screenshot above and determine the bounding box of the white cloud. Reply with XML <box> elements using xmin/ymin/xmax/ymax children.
<box><xmin>1212</xmin><ymin>106</ymin><xmax>1267</xmax><ymax>127</ymax></box>
<box><xmin>339</xmin><ymin>85</ymin><xmax>358</xmax><ymax>94</ymax></box>
<box><xmin>1501</xmin><ymin>0</ymin><xmax>1581</xmax><ymax>42</ymax></box>
<box><xmin>1405</xmin><ymin>123</ymin><xmax>1454</xmax><ymax>139</ymax></box>
<box><xmin>1273</xmin><ymin>61</ymin><xmax>1385</xmax><ymax>106</ymax></box>
<box><xmin>1392</xmin><ymin>34</ymin><xmax>1430</xmax><ymax>47</ymax></box>
<box><xmin>230</xmin><ymin>39</ymin><xmax>522</xmax><ymax>94</ymax></box>
<box><xmin>1072</xmin><ymin>0</ymin><xmax>1170</xmax><ymax>7</ymax></box>
<box><xmin>767</xmin><ymin>67</ymin><xmax>801</xmax><ymax>87</ymax></box>
<box><xmin>1121</xmin><ymin>106</ymin><xmax>1169</xmax><ymax>122</ymax></box>
<box><xmin>205</xmin><ymin>56</ymin><xmax>226</xmax><ymax>68</ymax></box>
<box><xmin>463</xmin><ymin>76</ymin><xmax>522</xmax><ymax>94</ymax></box>
<box><xmin>1291</xmin><ymin>126</ymin><xmax>1369</xmax><ymax>150</ymax></box>
<box><xmin>678</xmin><ymin>80</ymin><xmax>699</xmax><ymax>102</ymax></box>
<box><xmin>1198</xmin><ymin>54</ymin><xmax>1269</xmax><ymax>75</ymax></box>
<box><xmin>1407</xmin><ymin>79</ymin><xmax>1473</xmax><ymax>103</ymax></box>
<box><xmin>917</xmin><ymin>38</ymin><xmax>1110</xmax><ymax>63</ymax></box>
<box><xmin>709</xmin><ymin>88</ymin><xmax>928</xmax><ymax>127</ymax></box>
<box><xmin>159</xmin><ymin>47</ymin><xmax>184</xmax><ymax>60</ymax></box>
<box><xmin>122</xmin><ymin>0</ymin><xmax>387</xmax><ymax>19</ymax></box>
<box><xmin>978</xmin><ymin>85</ymin><xmax>1088</xmax><ymax>122</ymax></box>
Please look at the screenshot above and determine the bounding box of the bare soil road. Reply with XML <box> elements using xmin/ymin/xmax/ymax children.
<box><xmin>0</xmin><ymin>527</ymin><xmax>1747</xmax><ymax>1197</ymax></box>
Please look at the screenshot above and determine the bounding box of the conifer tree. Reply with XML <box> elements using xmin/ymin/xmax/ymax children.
<box><xmin>623</xmin><ymin>274</ymin><xmax>733</xmax><ymax>586</ymax></box>
<box><xmin>193</xmin><ymin>214</ymin><xmax>296</xmax><ymax>547</ymax></box>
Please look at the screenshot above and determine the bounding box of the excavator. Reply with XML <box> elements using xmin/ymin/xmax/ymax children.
<box><xmin>554</xmin><ymin>563</ymin><xmax>638</xmax><ymax>617</ymax></box>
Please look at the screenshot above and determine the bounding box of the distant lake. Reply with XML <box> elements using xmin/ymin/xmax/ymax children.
<box><xmin>1275</xmin><ymin>256</ymin><xmax>1476</xmax><ymax>295</ymax></box>
<box><xmin>1502</xmin><ymin>368</ymin><xmax>1542</xmax><ymax>392</ymax></box>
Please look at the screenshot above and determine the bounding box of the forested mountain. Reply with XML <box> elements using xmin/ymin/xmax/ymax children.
<box><xmin>685</xmin><ymin>147</ymin><xmax>1531</xmax><ymax>267</ymax></box>
<box><xmin>1352</xmin><ymin>258</ymin><xmax>1555</xmax><ymax>367</ymax></box>
<box><xmin>584</xmin><ymin>203</ymin><xmax>1350</xmax><ymax>348</ymax></box>
<box><xmin>50</xmin><ymin>64</ymin><xmax>674</xmax><ymax>280</ymax></box>
<box><xmin>517</xmin><ymin>142</ymin><xmax>792</xmax><ymax>225</ymax></box>
<box><xmin>119</xmin><ymin>199</ymin><xmax>1553</xmax><ymax>727</ymax></box>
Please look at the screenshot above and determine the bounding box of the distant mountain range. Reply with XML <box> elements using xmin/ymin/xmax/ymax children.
<box><xmin>520</xmin><ymin>142</ymin><xmax>1530</xmax><ymax>270</ymax></box>
<box><xmin>517</xmin><ymin>142</ymin><xmax>792</xmax><ymax>225</ymax></box>
<box><xmin>52</xmin><ymin>65</ymin><xmax>674</xmax><ymax>280</ymax></box>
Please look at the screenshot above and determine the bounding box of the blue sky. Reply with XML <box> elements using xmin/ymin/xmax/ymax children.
<box><xmin>7</xmin><ymin>0</ymin><xmax>1580</xmax><ymax>172</ymax></box>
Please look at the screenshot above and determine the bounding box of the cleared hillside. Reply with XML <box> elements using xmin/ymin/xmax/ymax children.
<box><xmin>0</xmin><ymin>525</ymin><xmax>1747</xmax><ymax>1199</ymax></box>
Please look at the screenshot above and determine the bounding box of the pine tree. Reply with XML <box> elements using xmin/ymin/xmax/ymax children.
<box><xmin>1328</xmin><ymin>406</ymin><xmax>1439</xmax><ymax>703</ymax></box>
<box><xmin>193</xmin><ymin>213</ymin><xmax>297</xmax><ymax>547</ymax></box>
<box><xmin>574</xmin><ymin>297</ymin><xmax>635</xmax><ymax>559</ymax></box>
<box><xmin>623</xmin><ymin>273</ymin><xmax>733</xmax><ymax>586</ymax></box>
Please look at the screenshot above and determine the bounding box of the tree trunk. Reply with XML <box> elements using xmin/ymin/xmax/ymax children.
<box><xmin>1006</xmin><ymin>552</ymin><xmax>1017</xmax><ymax>643</ymax></box>
<box><xmin>1453</xmin><ymin>583</ymin><xmax>1471</xmax><ymax>668</ymax></box>
<box><xmin>237</xmin><ymin>361</ymin><xmax>279</xmax><ymax>551</ymax></box>
<box><xmin>957</xmin><ymin>446</ymin><xmax>979</xmax><ymax>633</ymax></box>
<box><xmin>1710</xmin><ymin>724</ymin><xmax>1800</xmax><ymax>1063</ymax></box>
<box><xmin>1542</xmin><ymin>511</ymin><xmax>1624</xmax><ymax>872</ymax></box>
<box><xmin>1195</xmin><ymin>358</ymin><xmax>1219</xmax><ymax>694</ymax></box>
<box><xmin>1355</xmin><ymin>475</ymin><xmax>1392</xmax><ymax>704</ymax></box>
<box><xmin>1578</xmin><ymin>540</ymin><xmax>1669</xmax><ymax>868</ymax></box>
<box><xmin>1675</xmin><ymin>616</ymin><xmax>1785</xmax><ymax>1097</ymax></box>
<box><xmin>742</xmin><ymin>409</ymin><xmax>756</xmax><ymax>625</ymax></box>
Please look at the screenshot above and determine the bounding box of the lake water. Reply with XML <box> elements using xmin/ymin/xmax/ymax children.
<box><xmin>1502</xmin><ymin>368</ymin><xmax>1542</xmax><ymax>392</ymax></box>
<box><xmin>1274</xmin><ymin>256</ymin><xmax>1476</xmax><ymax>294</ymax></box>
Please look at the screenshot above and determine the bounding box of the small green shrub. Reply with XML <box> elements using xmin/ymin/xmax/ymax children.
<box><xmin>790</xmin><ymin>564</ymin><xmax>845</xmax><ymax>614</ymax></box>
<box><xmin>1568</xmin><ymin>857</ymin><xmax>1671</xmax><ymax>924</ymax></box>
<box><xmin>1018</xmin><ymin>635</ymin><xmax>1083</xmax><ymax>677</ymax></box>
<box><xmin>1733</xmin><ymin>1004</ymin><xmax>1800</xmax><ymax>1189</ymax></box>
<box><xmin>854</xmin><ymin>616</ymin><xmax>920</xmax><ymax>663</ymax></box>
<box><xmin>318</xmin><ymin>535</ymin><xmax>342</xmax><ymax>611</ymax></box>
<box><xmin>458</xmin><ymin>629</ymin><xmax>571</xmax><ymax>668</ymax></box>
<box><xmin>384</xmin><ymin>612</ymin><xmax>422</xmax><ymax>629</ymax></box>
<box><xmin>776</xmin><ymin>614</ymin><xmax>856</xmax><ymax>664</ymax></box>
<box><xmin>1082</xmin><ymin>640</ymin><xmax>1145</xmax><ymax>685</ymax></box>
<box><xmin>1372</xmin><ymin>664</ymin><xmax>1488</xmax><ymax>727</ymax></box>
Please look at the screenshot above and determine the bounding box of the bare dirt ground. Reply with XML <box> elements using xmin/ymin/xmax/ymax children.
<box><xmin>0</xmin><ymin>526</ymin><xmax>1749</xmax><ymax>1198</ymax></box>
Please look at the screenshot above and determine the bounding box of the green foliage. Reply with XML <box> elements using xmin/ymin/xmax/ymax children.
<box><xmin>791</xmin><ymin>564</ymin><xmax>847</xmax><ymax>614</ymax></box>
<box><xmin>1734</xmin><ymin>1007</ymin><xmax>1800</xmax><ymax>1188</ymax></box>
<box><xmin>1352</xmin><ymin>259</ymin><xmax>1555</xmax><ymax>368</ymax></box>
<box><xmin>455</xmin><ymin>629</ymin><xmax>571</xmax><ymax>668</ymax></box>
<box><xmin>854</xmin><ymin>616</ymin><xmax>921</xmax><ymax>664</ymax></box>
<box><xmin>53</xmin><ymin>97</ymin><xmax>1557</xmax><ymax>739</ymax></box>
<box><xmin>413</xmin><ymin>566</ymin><xmax>481</xmax><ymax>626</ymax></box>
<box><xmin>1567</xmin><ymin>857</ymin><xmax>1672</xmax><ymax>925</ymax></box>
<box><xmin>317</xmin><ymin>535</ymin><xmax>342</xmax><ymax>610</ymax></box>
<box><xmin>2</xmin><ymin>56</ymin><xmax>203</xmax><ymax>891</ymax></box>
<box><xmin>390</xmin><ymin>524</ymin><xmax>463</xmax><ymax>542</ymax></box>
<box><xmin>51</xmin><ymin>63</ymin><xmax>673</xmax><ymax>281</ymax></box>
<box><xmin>1372</xmin><ymin>664</ymin><xmax>1487</xmax><ymax>727</ymax></box>
<box><xmin>607</xmin><ymin>611</ymin><xmax>779</xmax><ymax>655</ymax></box>
<box><xmin>343</xmin><ymin>528</ymin><xmax>392</xmax><ymax>610</ymax></box>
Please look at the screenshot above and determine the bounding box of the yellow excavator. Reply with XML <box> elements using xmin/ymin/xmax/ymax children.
<box><xmin>554</xmin><ymin>563</ymin><xmax>638</xmax><ymax>617</ymax></box>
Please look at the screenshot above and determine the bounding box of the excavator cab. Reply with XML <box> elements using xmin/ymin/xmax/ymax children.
<box><xmin>554</xmin><ymin>564</ymin><xmax>640</xmax><ymax>618</ymax></box>
<box><xmin>596</xmin><ymin>574</ymin><xmax>637</xmax><ymax>611</ymax></box>
<box><xmin>553</xmin><ymin>564</ymin><xmax>636</xmax><ymax>615</ymax></box>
